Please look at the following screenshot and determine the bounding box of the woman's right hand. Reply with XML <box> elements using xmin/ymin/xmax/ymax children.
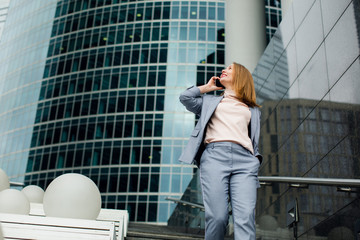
<box><xmin>198</xmin><ymin>76</ymin><xmax>223</xmax><ymax>94</ymax></box>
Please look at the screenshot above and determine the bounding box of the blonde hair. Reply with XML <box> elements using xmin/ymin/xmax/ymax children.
<box><xmin>231</xmin><ymin>62</ymin><xmax>260</xmax><ymax>108</ymax></box>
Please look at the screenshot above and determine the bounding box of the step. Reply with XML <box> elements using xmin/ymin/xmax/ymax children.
<box><xmin>126</xmin><ymin>223</ymin><xmax>233</xmax><ymax>240</ymax></box>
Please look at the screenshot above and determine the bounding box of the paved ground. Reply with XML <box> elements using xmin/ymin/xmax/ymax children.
<box><xmin>126</xmin><ymin>222</ymin><xmax>233</xmax><ymax>239</ymax></box>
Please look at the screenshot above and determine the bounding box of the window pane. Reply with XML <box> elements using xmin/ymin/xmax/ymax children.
<box><xmin>171</xmin><ymin>6</ymin><xmax>179</xmax><ymax>19</ymax></box>
<box><xmin>190</xmin><ymin>6</ymin><xmax>197</xmax><ymax>19</ymax></box>
<box><xmin>181</xmin><ymin>6</ymin><xmax>188</xmax><ymax>19</ymax></box>
<box><xmin>199</xmin><ymin>6</ymin><xmax>206</xmax><ymax>19</ymax></box>
<box><xmin>209</xmin><ymin>7</ymin><xmax>215</xmax><ymax>20</ymax></box>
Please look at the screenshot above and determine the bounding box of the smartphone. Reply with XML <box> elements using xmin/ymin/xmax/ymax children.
<box><xmin>215</xmin><ymin>79</ymin><xmax>224</xmax><ymax>88</ymax></box>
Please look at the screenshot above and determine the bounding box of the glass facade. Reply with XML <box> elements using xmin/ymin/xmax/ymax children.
<box><xmin>254</xmin><ymin>0</ymin><xmax>360</xmax><ymax>238</ymax></box>
<box><xmin>264</xmin><ymin>0</ymin><xmax>282</xmax><ymax>43</ymax></box>
<box><xmin>169</xmin><ymin>0</ymin><xmax>360</xmax><ymax>239</ymax></box>
<box><xmin>0</xmin><ymin>0</ymin><xmax>225</xmax><ymax>223</ymax></box>
<box><xmin>0</xmin><ymin>0</ymin><xmax>10</xmax><ymax>42</ymax></box>
<box><xmin>0</xmin><ymin>0</ymin><xmax>58</xmax><ymax>181</ymax></box>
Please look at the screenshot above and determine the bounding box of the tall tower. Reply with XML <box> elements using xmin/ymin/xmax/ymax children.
<box><xmin>0</xmin><ymin>0</ymin><xmax>10</xmax><ymax>42</ymax></box>
<box><xmin>225</xmin><ymin>0</ymin><xmax>266</xmax><ymax>72</ymax></box>
<box><xmin>0</xmin><ymin>0</ymin><xmax>226</xmax><ymax>223</ymax></box>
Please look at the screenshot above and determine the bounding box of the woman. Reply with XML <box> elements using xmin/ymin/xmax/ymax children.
<box><xmin>179</xmin><ymin>63</ymin><xmax>262</xmax><ymax>240</ymax></box>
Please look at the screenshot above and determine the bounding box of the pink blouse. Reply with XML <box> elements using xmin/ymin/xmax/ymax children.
<box><xmin>204</xmin><ymin>90</ymin><xmax>254</xmax><ymax>154</ymax></box>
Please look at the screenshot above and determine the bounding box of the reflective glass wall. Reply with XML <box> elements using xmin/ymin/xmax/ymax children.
<box><xmin>264</xmin><ymin>0</ymin><xmax>282</xmax><ymax>43</ymax></box>
<box><xmin>0</xmin><ymin>0</ymin><xmax>225</xmax><ymax>223</ymax></box>
<box><xmin>253</xmin><ymin>0</ymin><xmax>360</xmax><ymax>238</ymax></box>
<box><xmin>0</xmin><ymin>0</ymin><xmax>57</xmax><ymax>181</ymax></box>
<box><xmin>0</xmin><ymin>0</ymin><xmax>10</xmax><ymax>42</ymax></box>
<box><xmin>168</xmin><ymin>0</ymin><xmax>360</xmax><ymax>238</ymax></box>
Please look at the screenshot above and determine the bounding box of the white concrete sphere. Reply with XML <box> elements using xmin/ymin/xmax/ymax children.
<box><xmin>43</xmin><ymin>173</ymin><xmax>101</xmax><ymax>220</ymax></box>
<box><xmin>21</xmin><ymin>185</ymin><xmax>44</xmax><ymax>203</ymax></box>
<box><xmin>0</xmin><ymin>168</ymin><xmax>10</xmax><ymax>192</ymax></box>
<box><xmin>0</xmin><ymin>189</ymin><xmax>30</xmax><ymax>215</ymax></box>
<box><xmin>0</xmin><ymin>222</ymin><xmax>3</xmax><ymax>240</ymax></box>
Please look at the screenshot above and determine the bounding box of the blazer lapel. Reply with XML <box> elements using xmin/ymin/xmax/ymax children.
<box><xmin>203</xmin><ymin>95</ymin><xmax>224</xmax><ymax>123</ymax></box>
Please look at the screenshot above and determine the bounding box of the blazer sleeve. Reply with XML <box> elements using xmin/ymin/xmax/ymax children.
<box><xmin>179</xmin><ymin>86</ymin><xmax>203</xmax><ymax>116</ymax></box>
<box><xmin>253</xmin><ymin>109</ymin><xmax>263</xmax><ymax>163</ymax></box>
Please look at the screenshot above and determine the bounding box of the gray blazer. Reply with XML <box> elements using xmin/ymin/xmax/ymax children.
<box><xmin>178</xmin><ymin>86</ymin><xmax>262</xmax><ymax>167</ymax></box>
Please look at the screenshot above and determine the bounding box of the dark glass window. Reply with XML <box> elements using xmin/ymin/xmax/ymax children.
<box><xmin>209</xmin><ymin>7</ymin><xmax>215</xmax><ymax>20</ymax></box>
<box><xmin>190</xmin><ymin>6</ymin><xmax>197</xmax><ymax>19</ymax></box>
<box><xmin>218</xmin><ymin>7</ymin><xmax>224</xmax><ymax>20</ymax></box>
<box><xmin>181</xmin><ymin>5</ymin><xmax>188</xmax><ymax>19</ymax></box>
<box><xmin>120</xmin><ymin>73</ymin><xmax>128</xmax><ymax>88</ymax></box>
<box><xmin>81</xmin><ymin>100</ymin><xmax>89</xmax><ymax>116</ymax></box>
<box><xmin>114</xmin><ymin>119</ymin><xmax>123</xmax><ymax>137</ymax></box>
<box><xmin>148</xmin><ymin>72</ymin><xmax>156</xmax><ymax>86</ymax></box>
<box><xmin>134</xmin><ymin>121</ymin><xmax>143</xmax><ymax>137</ymax></box>
<box><xmin>105</xmin><ymin>52</ymin><xmax>113</xmax><ymax>66</ymax></box>
<box><xmin>131</xmin><ymin>50</ymin><xmax>139</xmax><ymax>64</ymax></box>
<box><xmin>141</xmin><ymin>49</ymin><xmax>149</xmax><ymax>63</ymax></box>
<box><xmin>152</xmin><ymin>27</ymin><xmax>160</xmax><ymax>41</ymax></box>
<box><xmin>150</xmin><ymin>49</ymin><xmax>158</xmax><ymax>63</ymax></box>
<box><xmin>122</xmin><ymin>50</ymin><xmax>130</xmax><ymax>65</ymax></box>
<box><xmin>134</xmin><ymin>28</ymin><xmax>141</xmax><ymax>42</ymax></box>
<box><xmin>136</xmin><ymin>96</ymin><xmax>145</xmax><ymax>111</ymax></box>
<box><xmin>127</xmin><ymin>8</ymin><xmax>134</xmax><ymax>22</ymax></box>
<box><xmin>163</xmin><ymin>6</ymin><xmax>170</xmax><ymax>19</ymax></box>
<box><xmin>114</xmin><ymin>48</ymin><xmax>122</xmax><ymax>65</ymax></box>
<box><xmin>144</xmin><ymin>121</ymin><xmax>152</xmax><ymax>136</ymax></box>
<box><xmin>102</xmin><ymin>75</ymin><xmax>110</xmax><ymax>90</ymax></box>
<box><xmin>116</xmin><ymin>29</ymin><xmax>124</xmax><ymax>43</ymax></box>
<box><xmin>87</xmin><ymin>14</ymin><xmax>94</xmax><ymax>28</ymax></box>
<box><xmin>111</xmin><ymin>74</ymin><xmax>119</xmax><ymax>89</ymax></box>
<box><xmin>136</xmin><ymin>7</ymin><xmax>144</xmax><ymax>21</ymax></box>
<box><xmin>103</xmin><ymin>11</ymin><xmax>110</xmax><ymax>25</ymax></box>
<box><xmin>150</xmin><ymin>174</ymin><xmax>159</xmax><ymax>192</ymax></box>
<box><xmin>139</xmin><ymin>72</ymin><xmax>147</xmax><ymax>86</ymax></box>
<box><xmin>143</xmin><ymin>28</ymin><xmax>150</xmax><ymax>41</ymax></box>
<box><xmin>199</xmin><ymin>6</ymin><xmax>206</xmax><ymax>19</ymax></box>
<box><xmin>119</xmin><ymin>174</ymin><xmax>128</xmax><ymax>192</ymax></box>
<box><xmin>154</xmin><ymin>6</ymin><xmax>161</xmax><ymax>19</ymax></box>
<box><xmin>156</xmin><ymin>95</ymin><xmax>164</xmax><ymax>110</ymax></box>
<box><xmin>119</xmin><ymin>9</ymin><xmax>126</xmax><ymax>23</ymax></box>
<box><xmin>161</xmin><ymin>26</ymin><xmax>169</xmax><ymax>40</ymax></box>
<box><xmin>145</xmin><ymin>7</ymin><xmax>152</xmax><ymax>20</ymax></box>
<box><xmin>126</xmin><ymin>96</ymin><xmax>135</xmax><ymax>111</ymax></box>
<box><xmin>95</xmin><ymin>11</ymin><xmax>102</xmax><ymax>27</ymax></box>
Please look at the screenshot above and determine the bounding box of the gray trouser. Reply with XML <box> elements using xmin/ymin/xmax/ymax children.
<box><xmin>199</xmin><ymin>142</ymin><xmax>260</xmax><ymax>240</ymax></box>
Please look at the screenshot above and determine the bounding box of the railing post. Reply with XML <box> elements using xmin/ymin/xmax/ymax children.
<box><xmin>286</xmin><ymin>198</ymin><xmax>299</xmax><ymax>240</ymax></box>
<box><xmin>355</xmin><ymin>219</ymin><xmax>360</xmax><ymax>240</ymax></box>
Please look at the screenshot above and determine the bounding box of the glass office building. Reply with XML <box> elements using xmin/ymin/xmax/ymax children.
<box><xmin>169</xmin><ymin>0</ymin><xmax>360</xmax><ymax>239</ymax></box>
<box><xmin>264</xmin><ymin>0</ymin><xmax>282</xmax><ymax>43</ymax></box>
<box><xmin>254</xmin><ymin>0</ymin><xmax>360</xmax><ymax>238</ymax></box>
<box><xmin>0</xmin><ymin>0</ymin><xmax>10</xmax><ymax>42</ymax></box>
<box><xmin>0</xmin><ymin>0</ymin><xmax>225</xmax><ymax>223</ymax></box>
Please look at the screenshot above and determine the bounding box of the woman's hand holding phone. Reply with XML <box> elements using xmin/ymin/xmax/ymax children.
<box><xmin>198</xmin><ymin>76</ymin><xmax>224</xmax><ymax>94</ymax></box>
<box><xmin>215</xmin><ymin>78</ymin><xmax>225</xmax><ymax>88</ymax></box>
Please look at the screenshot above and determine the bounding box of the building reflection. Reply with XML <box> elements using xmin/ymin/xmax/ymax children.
<box><xmin>257</xmin><ymin>98</ymin><xmax>360</xmax><ymax>239</ymax></box>
<box><xmin>169</xmin><ymin>0</ymin><xmax>360</xmax><ymax>239</ymax></box>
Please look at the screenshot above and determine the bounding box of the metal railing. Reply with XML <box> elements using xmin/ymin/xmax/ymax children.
<box><xmin>165</xmin><ymin>197</ymin><xmax>205</xmax><ymax>211</ymax></box>
<box><xmin>167</xmin><ymin>176</ymin><xmax>360</xmax><ymax>210</ymax></box>
<box><xmin>259</xmin><ymin>176</ymin><xmax>360</xmax><ymax>192</ymax></box>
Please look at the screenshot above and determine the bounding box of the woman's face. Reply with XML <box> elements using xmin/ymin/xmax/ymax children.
<box><xmin>220</xmin><ymin>64</ymin><xmax>234</xmax><ymax>88</ymax></box>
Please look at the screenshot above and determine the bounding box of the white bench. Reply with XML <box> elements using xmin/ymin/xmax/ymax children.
<box><xmin>0</xmin><ymin>213</ymin><xmax>116</xmax><ymax>240</ymax></box>
<box><xmin>29</xmin><ymin>203</ymin><xmax>128</xmax><ymax>240</ymax></box>
<box><xmin>97</xmin><ymin>208</ymin><xmax>129</xmax><ymax>240</ymax></box>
